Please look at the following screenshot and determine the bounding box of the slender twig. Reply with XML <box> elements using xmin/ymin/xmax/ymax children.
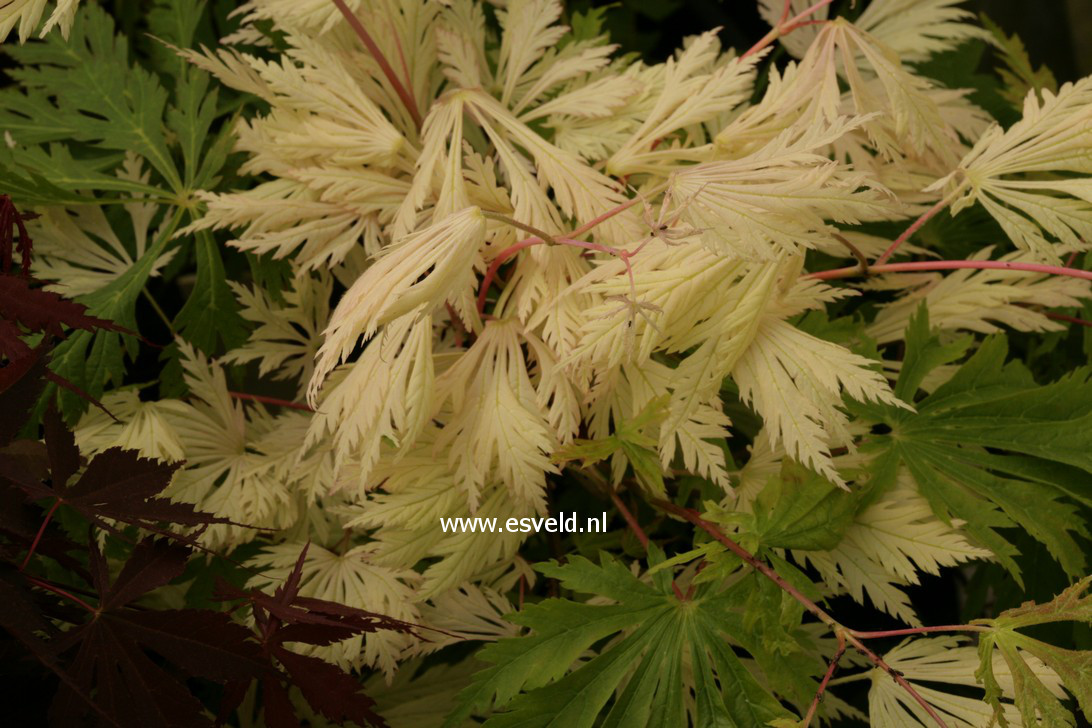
<box><xmin>803</xmin><ymin>630</ymin><xmax>846</xmax><ymax>727</ymax></box>
<box><xmin>445</xmin><ymin>302</ymin><xmax>467</xmax><ymax>347</ymax></box>
<box><xmin>475</xmin><ymin>189</ymin><xmax>661</xmax><ymax>315</ymax></box>
<box><xmin>873</xmin><ymin>187</ymin><xmax>965</xmax><ymax>266</ymax></box>
<box><xmin>609</xmin><ymin>490</ymin><xmax>650</xmax><ymax>549</ymax></box>
<box><xmin>653</xmin><ymin>498</ymin><xmax>950</xmax><ymax>727</ymax></box>
<box><xmin>23</xmin><ymin>574</ymin><xmax>98</xmax><ymax>613</ymax></box>
<box><xmin>20</xmin><ymin>498</ymin><xmax>62</xmax><ymax>571</ymax></box>
<box><xmin>809</xmin><ymin>259</ymin><xmax>1092</xmax><ymax>284</ymax></box>
<box><xmin>610</xmin><ymin>491</ymin><xmax>688</xmax><ymax>600</ymax></box>
<box><xmin>330</xmin><ymin>0</ymin><xmax>423</xmax><ymax>128</ymax></box>
<box><xmin>228</xmin><ymin>391</ymin><xmax>314</xmax><ymax>412</ymax></box>
<box><xmin>851</xmin><ymin>625</ymin><xmax>988</xmax><ymax>639</ymax></box>
<box><xmin>743</xmin><ymin>0</ymin><xmax>836</xmax><ymax>58</ymax></box>
<box><xmin>831</xmin><ymin>233</ymin><xmax>869</xmax><ymax>276</ymax></box>
<box><xmin>481</xmin><ymin>210</ymin><xmax>558</xmax><ymax>243</ymax></box>
<box><xmin>844</xmin><ymin>631</ymin><xmax>950</xmax><ymax>728</ymax></box>
<box><xmin>1045</xmin><ymin>311</ymin><xmax>1092</xmax><ymax>328</ymax></box>
<box><xmin>654</xmin><ymin>499</ymin><xmax>836</xmax><ymax>628</ymax></box>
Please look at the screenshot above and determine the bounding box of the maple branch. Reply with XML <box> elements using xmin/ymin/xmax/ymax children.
<box><xmin>742</xmin><ymin>0</ymin><xmax>836</xmax><ymax>59</ymax></box>
<box><xmin>802</xmin><ymin>630</ymin><xmax>845</xmax><ymax>727</ymax></box>
<box><xmin>654</xmin><ymin>499</ymin><xmax>837</xmax><ymax>628</ymax></box>
<box><xmin>831</xmin><ymin>233</ymin><xmax>869</xmax><ymax>276</ymax></box>
<box><xmin>613</xmin><ymin>491</ymin><xmax>689</xmax><ymax>600</ymax></box>
<box><xmin>228</xmin><ymin>391</ymin><xmax>314</xmax><ymax>412</ymax></box>
<box><xmin>475</xmin><ymin>192</ymin><xmax>654</xmax><ymax>315</ymax></box>
<box><xmin>850</xmin><ymin>625</ymin><xmax>989</xmax><ymax>639</ymax></box>
<box><xmin>481</xmin><ymin>210</ymin><xmax>557</xmax><ymax>244</ymax></box>
<box><xmin>23</xmin><ymin>574</ymin><xmax>98</xmax><ymax>613</ymax></box>
<box><xmin>653</xmin><ymin>499</ymin><xmax>952</xmax><ymax>727</ymax></box>
<box><xmin>1045</xmin><ymin>311</ymin><xmax>1092</xmax><ymax>328</ymax></box>
<box><xmin>330</xmin><ymin>0</ymin><xmax>423</xmax><ymax>129</ymax></box>
<box><xmin>873</xmin><ymin>186</ymin><xmax>966</xmax><ymax>266</ymax></box>
<box><xmin>20</xmin><ymin>497</ymin><xmax>62</xmax><ymax>571</ymax></box>
<box><xmin>808</xmin><ymin>259</ymin><xmax>1092</xmax><ymax>284</ymax></box>
<box><xmin>609</xmin><ymin>489</ymin><xmax>649</xmax><ymax>549</ymax></box>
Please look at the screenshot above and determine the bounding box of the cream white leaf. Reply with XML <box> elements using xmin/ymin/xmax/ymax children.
<box><xmin>869</xmin><ymin>637</ymin><xmax>1064</xmax><ymax>728</ymax></box>
<box><xmin>433</xmin><ymin>318</ymin><xmax>558</xmax><ymax>510</ymax></box>
<box><xmin>734</xmin><ymin>316</ymin><xmax>905</xmax><ymax>486</ymax></box>
<box><xmin>931</xmin><ymin>77</ymin><xmax>1092</xmax><ymax>260</ymax></box>
<box><xmin>310</xmin><ymin>206</ymin><xmax>484</xmax><ymax>399</ymax></box>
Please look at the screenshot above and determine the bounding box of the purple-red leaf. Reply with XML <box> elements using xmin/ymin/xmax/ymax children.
<box><xmin>274</xmin><ymin>647</ymin><xmax>387</xmax><ymax>728</ymax></box>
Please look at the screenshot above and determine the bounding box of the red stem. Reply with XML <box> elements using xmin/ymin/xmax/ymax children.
<box><xmin>610</xmin><ymin>491</ymin><xmax>687</xmax><ymax>600</ymax></box>
<box><xmin>851</xmin><ymin>625</ymin><xmax>988</xmax><ymax>639</ymax></box>
<box><xmin>743</xmin><ymin>0</ymin><xmax>835</xmax><ymax>58</ymax></box>
<box><xmin>809</xmin><ymin>259</ymin><xmax>1092</xmax><ymax>283</ymax></box>
<box><xmin>21</xmin><ymin>498</ymin><xmax>62</xmax><ymax>571</ymax></box>
<box><xmin>609</xmin><ymin>490</ymin><xmax>649</xmax><ymax>549</ymax></box>
<box><xmin>475</xmin><ymin>196</ymin><xmax>646</xmax><ymax>315</ymax></box>
<box><xmin>653</xmin><ymin>499</ymin><xmax>950</xmax><ymax>727</ymax></box>
<box><xmin>23</xmin><ymin>574</ymin><xmax>98</xmax><ymax>613</ymax></box>
<box><xmin>228</xmin><ymin>391</ymin><xmax>314</xmax><ymax>412</ymax></box>
<box><xmin>1045</xmin><ymin>311</ymin><xmax>1092</xmax><ymax>328</ymax></box>
<box><xmin>330</xmin><ymin>0</ymin><xmax>423</xmax><ymax>129</ymax></box>
<box><xmin>874</xmin><ymin>193</ymin><xmax>959</xmax><ymax>266</ymax></box>
<box><xmin>803</xmin><ymin>631</ymin><xmax>846</xmax><ymax>727</ymax></box>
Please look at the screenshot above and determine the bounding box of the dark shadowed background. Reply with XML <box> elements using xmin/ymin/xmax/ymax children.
<box><xmin>579</xmin><ymin>0</ymin><xmax>1092</xmax><ymax>82</ymax></box>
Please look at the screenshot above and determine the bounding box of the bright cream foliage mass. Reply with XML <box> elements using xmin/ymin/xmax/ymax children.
<box><xmin>59</xmin><ymin>0</ymin><xmax>1092</xmax><ymax>707</ymax></box>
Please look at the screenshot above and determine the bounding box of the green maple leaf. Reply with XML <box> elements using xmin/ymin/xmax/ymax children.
<box><xmin>553</xmin><ymin>395</ymin><xmax>670</xmax><ymax>494</ymax></box>
<box><xmin>849</xmin><ymin>307</ymin><xmax>1092</xmax><ymax>584</ymax></box>
<box><xmin>975</xmin><ymin>577</ymin><xmax>1092</xmax><ymax>727</ymax></box>
<box><xmin>445</xmin><ymin>549</ymin><xmax>800</xmax><ymax>727</ymax></box>
<box><xmin>0</xmin><ymin>4</ymin><xmax>181</xmax><ymax>195</ymax></box>
<box><xmin>979</xmin><ymin>13</ymin><xmax>1058</xmax><ymax>109</ymax></box>
<box><xmin>1</xmin><ymin>2</ymin><xmax>248</xmax><ymax>417</ymax></box>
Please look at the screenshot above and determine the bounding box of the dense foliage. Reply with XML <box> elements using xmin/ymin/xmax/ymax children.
<box><xmin>2</xmin><ymin>1</ymin><xmax>1092</xmax><ymax>726</ymax></box>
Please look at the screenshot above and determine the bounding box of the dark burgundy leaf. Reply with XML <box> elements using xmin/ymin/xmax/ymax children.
<box><xmin>262</xmin><ymin>677</ymin><xmax>300</xmax><ymax>728</ymax></box>
<box><xmin>43</xmin><ymin>406</ymin><xmax>80</xmax><ymax>490</ymax></box>
<box><xmin>52</xmin><ymin>620</ymin><xmax>213</xmax><ymax>728</ymax></box>
<box><xmin>274</xmin><ymin>622</ymin><xmax>361</xmax><ymax>647</ymax></box>
<box><xmin>103</xmin><ymin>537</ymin><xmax>190</xmax><ymax>610</ymax></box>
<box><xmin>215</xmin><ymin>680</ymin><xmax>250</xmax><ymax>727</ymax></box>
<box><xmin>274</xmin><ymin>647</ymin><xmax>387</xmax><ymax>728</ymax></box>
<box><xmin>0</xmin><ymin>275</ymin><xmax>130</xmax><ymax>341</ymax></box>
<box><xmin>111</xmin><ymin>610</ymin><xmax>269</xmax><ymax>683</ymax></box>
<box><xmin>0</xmin><ymin>346</ymin><xmax>47</xmax><ymax>447</ymax></box>
<box><xmin>291</xmin><ymin>596</ymin><xmax>420</xmax><ymax>635</ymax></box>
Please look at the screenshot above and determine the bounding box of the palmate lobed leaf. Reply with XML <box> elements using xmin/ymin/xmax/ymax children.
<box><xmin>850</xmin><ymin>307</ymin><xmax>1092</xmax><ymax>583</ymax></box>
<box><xmin>975</xmin><ymin>577</ymin><xmax>1092</xmax><ymax>726</ymax></box>
<box><xmin>43</xmin><ymin>537</ymin><xmax>269</xmax><ymax>728</ymax></box>
<box><xmin>213</xmin><ymin>543</ymin><xmax>420</xmax><ymax>728</ymax></box>
<box><xmin>446</xmin><ymin>550</ymin><xmax>797</xmax><ymax>727</ymax></box>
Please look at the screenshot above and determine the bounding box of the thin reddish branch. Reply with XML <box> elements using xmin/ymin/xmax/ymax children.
<box><xmin>654</xmin><ymin>499</ymin><xmax>837</xmax><ymax>627</ymax></box>
<box><xmin>20</xmin><ymin>498</ymin><xmax>62</xmax><ymax>571</ymax></box>
<box><xmin>609</xmin><ymin>490</ymin><xmax>650</xmax><ymax>549</ymax></box>
<box><xmin>803</xmin><ymin>630</ymin><xmax>846</xmax><ymax>727</ymax></box>
<box><xmin>229</xmin><ymin>391</ymin><xmax>314</xmax><ymax>412</ymax></box>
<box><xmin>743</xmin><ymin>0</ymin><xmax>835</xmax><ymax>58</ymax></box>
<box><xmin>850</xmin><ymin>625</ymin><xmax>988</xmax><ymax>639</ymax></box>
<box><xmin>808</xmin><ymin>259</ymin><xmax>1092</xmax><ymax>284</ymax></box>
<box><xmin>24</xmin><ymin>574</ymin><xmax>98</xmax><ymax>613</ymax></box>
<box><xmin>653</xmin><ymin>498</ymin><xmax>950</xmax><ymax>727</ymax></box>
<box><xmin>475</xmin><ymin>195</ymin><xmax>648</xmax><ymax>315</ymax></box>
<box><xmin>1045</xmin><ymin>311</ymin><xmax>1092</xmax><ymax>328</ymax></box>
<box><xmin>330</xmin><ymin>0</ymin><xmax>423</xmax><ymax>128</ymax></box>
<box><xmin>610</xmin><ymin>492</ymin><xmax>687</xmax><ymax>600</ymax></box>
<box><xmin>874</xmin><ymin>191</ymin><xmax>962</xmax><ymax>266</ymax></box>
